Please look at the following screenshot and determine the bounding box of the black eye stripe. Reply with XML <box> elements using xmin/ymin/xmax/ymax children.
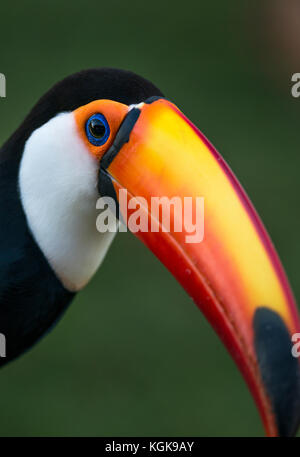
<box><xmin>100</xmin><ymin>107</ymin><xmax>141</xmax><ymax>169</ymax></box>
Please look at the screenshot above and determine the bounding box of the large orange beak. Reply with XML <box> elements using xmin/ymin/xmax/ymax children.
<box><xmin>99</xmin><ymin>98</ymin><xmax>300</xmax><ymax>436</ymax></box>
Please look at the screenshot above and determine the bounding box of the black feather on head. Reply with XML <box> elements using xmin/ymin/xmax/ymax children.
<box><xmin>3</xmin><ymin>68</ymin><xmax>163</xmax><ymax>157</ymax></box>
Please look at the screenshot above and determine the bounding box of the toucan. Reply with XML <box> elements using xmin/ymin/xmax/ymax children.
<box><xmin>0</xmin><ymin>68</ymin><xmax>299</xmax><ymax>437</ymax></box>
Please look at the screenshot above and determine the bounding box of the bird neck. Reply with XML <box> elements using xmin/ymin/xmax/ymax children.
<box><xmin>18</xmin><ymin>112</ymin><xmax>116</xmax><ymax>291</ymax></box>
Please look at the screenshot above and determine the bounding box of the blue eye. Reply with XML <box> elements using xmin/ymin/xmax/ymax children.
<box><xmin>85</xmin><ymin>114</ymin><xmax>110</xmax><ymax>146</ymax></box>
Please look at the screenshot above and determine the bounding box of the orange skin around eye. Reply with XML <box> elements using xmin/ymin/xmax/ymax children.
<box><xmin>74</xmin><ymin>99</ymin><xmax>129</xmax><ymax>160</ymax></box>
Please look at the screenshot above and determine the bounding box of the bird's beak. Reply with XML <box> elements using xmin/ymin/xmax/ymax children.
<box><xmin>99</xmin><ymin>98</ymin><xmax>300</xmax><ymax>436</ymax></box>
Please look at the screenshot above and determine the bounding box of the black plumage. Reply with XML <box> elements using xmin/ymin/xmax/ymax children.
<box><xmin>0</xmin><ymin>68</ymin><xmax>163</xmax><ymax>366</ymax></box>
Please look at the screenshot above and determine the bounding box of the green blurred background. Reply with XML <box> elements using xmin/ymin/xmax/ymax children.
<box><xmin>0</xmin><ymin>0</ymin><xmax>300</xmax><ymax>437</ymax></box>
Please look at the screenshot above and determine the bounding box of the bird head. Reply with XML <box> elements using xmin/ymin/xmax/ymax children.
<box><xmin>5</xmin><ymin>68</ymin><xmax>299</xmax><ymax>436</ymax></box>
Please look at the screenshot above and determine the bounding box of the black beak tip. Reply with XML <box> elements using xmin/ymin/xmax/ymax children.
<box><xmin>254</xmin><ymin>307</ymin><xmax>300</xmax><ymax>436</ymax></box>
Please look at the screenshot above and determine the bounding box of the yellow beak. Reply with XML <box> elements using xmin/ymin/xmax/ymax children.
<box><xmin>100</xmin><ymin>97</ymin><xmax>300</xmax><ymax>436</ymax></box>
